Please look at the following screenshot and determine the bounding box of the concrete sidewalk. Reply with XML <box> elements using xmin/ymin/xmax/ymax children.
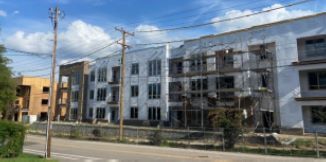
<box><xmin>24</xmin><ymin>135</ymin><xmax>324</xmax><ymax>162</ymax></box>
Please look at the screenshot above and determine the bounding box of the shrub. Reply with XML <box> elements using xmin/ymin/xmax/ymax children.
<box><xmin>209</xmin><ymin>109</ymin><xmax>242</xmax><ymax>149</ymax></box>
<box><xmin>92</xmin><ymin>128</ymin><xmax>101</xmax><ymax>138</ymax></box>
<box><xmin>0</xmin><ymin>121</ymin><xmax>26</xmax><ymax>158</ymax></box>
<box><xmin>70</xmin><ymin>127</ymin><xmax>81</xmax><ymax>139</ymax></box>
<box><xmin>149</xmin><ymin>126</ymin><xmax>163</xmax><ymax>146</ymax></box>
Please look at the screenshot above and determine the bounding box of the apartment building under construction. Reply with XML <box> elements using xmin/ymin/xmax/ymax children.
<box><xmin>58</xmin><ymin>12</ymin><xmax>326</xmax><ymax>134</ymax></box>
<box><xmin>168</xmin><ymin>13</ymin><xmax>326</xmax><ymax>133</ymax></box>
<box><xmin>14</xmin><ymin>76</ymin><xmax>56</xmax><ymax>123</ymax></box>
<box><xmin>55</xmin><ymin>61</ymin><xmax>90</xmax><ymax>121</ymax></box>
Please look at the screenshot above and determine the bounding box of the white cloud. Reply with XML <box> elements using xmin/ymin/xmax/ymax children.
<box><xmin>0</xmin><ymin>9</ymin><xmax>7</xmax><ymax>17</ymax></box>
<box><xmin>5</xmin><ymin>31</ymin><xmax>52</xmax><ymax>54</ymax></box>
<box><xmin>134</xmin><ymin>24</ymin><xmax>169</xmax><ymax>44</ymax></box>
<box><xmin>211</xmin><ymin>4</ymin><xmax>315</xmax><ymax>32</ymax></box>
<box><xmin>5</xmin><ymin>20</ymin><xmax>117</xmax><ymax>58</ymax></box>
<box><xmin>58</xmin><ymin>20</ymin><xmax>117</xmax><ymax>57</ymax></box>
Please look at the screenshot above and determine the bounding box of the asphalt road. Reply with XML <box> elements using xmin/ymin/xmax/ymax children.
<box><xmin>24</xmin><ymin>135</ymin><xmax>323</xmax><ymax>162</ymax></box>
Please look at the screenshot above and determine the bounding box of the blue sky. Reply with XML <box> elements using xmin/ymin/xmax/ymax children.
<box><xmin>0</xmin><ymin>0</ymin><xmax>325</xmax><ymax>77</ymax></box>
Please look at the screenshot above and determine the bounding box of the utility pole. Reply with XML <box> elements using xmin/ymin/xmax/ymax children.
<box><xmin>45</xmin><ymin>5</ymin><xmax>63</xmax><ymax>158</ymax></box>
<box><xmin>115</xmin><ymin>27</ymin><xmax>133</xmax><ymax>141</ymax></box>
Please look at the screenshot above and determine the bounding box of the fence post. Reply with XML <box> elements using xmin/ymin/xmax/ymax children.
<box><xmin>315</xmin><ymin>131</ymin><xmax>320</xmax><ymax>158</ymax></box>
<box><xmin>222</xmin><ymin>132</ymin><xmax>225</xmax><ymax>152</ymax></box>
<box><xmin>203</xmin><ymin>128</ymin><xmax>207</xmax><ymax>150</ymax></box>
<box><xmin>187</xmin><ymin>127</ymin><xmax>190</xmax><ymax>148</ymax></box>
<box><xmin>242</xmin><ymin>128</ymin><xmax>245</xmax><ymax>152</ymax></box>
<box><xmin>136</xmin><ymin>128</ymin><xmax>139</xmax><ymax>145</ymax></box>
<box><xmin>263</xmin><ymin>127</ymin><xmax>268</xmax><ymax>154</ymax></box>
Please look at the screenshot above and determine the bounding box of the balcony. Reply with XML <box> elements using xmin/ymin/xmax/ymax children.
<box><xmin>107</xmin><ymin>97</ymin><xmax>119</xmax><ymax>105</ymax></box>
<box><xmin>108</xmin><ymin>79</ymin><xmax>120</xmax><ymax>85</ymax></box>
<box><xmin>108</xmin><ymin>101</ymin><xmax>119</xmax><ymax>105</ymax></box>
<box><xmin>296</xmin><ymin>70</ymin><xmax>326</xmax><ymax>101</ymax></box>
<box><xmin>109</xmin><ymin>66</ymin><xmax>120</xmax><ymax>85</ymax></box>
<box><xmin>297</xmin><ymin>36</ymin><xmax>326</xmax><ymax>63</ymax></box>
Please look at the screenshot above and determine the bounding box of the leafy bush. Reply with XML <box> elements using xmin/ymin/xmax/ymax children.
<box><xmin>149</xmin><ymin>127</ymin><xmax>163</xmax><ymax>146</ymax></box>
<box><xmin>209</xmin><ymin>109</ymin><xmax>242</xmax><ymax>149</ymax></box>
<box><xmin>292</xmin><ymin>139</ymin><xmax>314</xmax><ymax>149</ymax></box>
<box><xmin>0</xmin><ymin>121</ymin><xmax>26</xmax><ymax>158</ymax></box>
<box><xmin>92</xmin><ymin>128</ymin><xmax>101</xmax><ymax>138</ymax></box>
<box><xmin>69</xmin><ymin>127</ymin><xmax>81</xmax><ymax>139</ymax></box>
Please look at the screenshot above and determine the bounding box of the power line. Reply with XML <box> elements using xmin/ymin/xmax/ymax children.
<box><xmin>60</xmin><ymin>39</ymin><xmax>120</xmax><ymax>65</ymax></box>
<box><xmin>27</xmin><ymin>49</ymin><xmax>121</xmax><ymax>78</ymax></box>
<box><xmin>13</xmin><ymin>40</ymin><xmax>120</xmax><ymax>74</ymax></box>
<box><xmin>49</xmin><ymin>0</ymin><xmax>275</xmax><ymax>51</ymax></box>
<box><xmin>135</xmin><ymin>0</ymin><xmax>313</xmax><ymax>32</ymax></box>
<box><xmin>5</xmin><ymin>47</ymin><xmax>51</xmax><ymax>57</ymax></box>
<box><xmin>18</xmin><ymin>66</ymin><xmax>52</xmax><ymax>73</ymax></box>
<box><xmin>135</xmin><ymin>0</ymin><xmax>293</xmax><ymax>30</ymax></box>
<box><xmin>117</xmin><ymin>0</ymin><xmax>263</xmax><ymax>28</ymax></box>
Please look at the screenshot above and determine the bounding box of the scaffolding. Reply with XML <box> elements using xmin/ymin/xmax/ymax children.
<box><xmin>168</xmin><ymin>40</ymin><xmax>277</xmax><ymax>129</ymax></box>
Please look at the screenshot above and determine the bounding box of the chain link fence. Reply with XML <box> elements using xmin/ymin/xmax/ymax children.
<box><xmin>28</xmin><ymin>122</ymin><xmax>325</xmax><ymax>158</ymax></box>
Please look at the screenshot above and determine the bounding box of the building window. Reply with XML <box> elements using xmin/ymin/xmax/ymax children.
<box><xmin>216</xmin><ymin>76</ymin><xmax>234</xmax><ymax>89</ymax></box>
<box><xmin>97</xmin><ymin>67</ymin><xmax>107</xmax><ymax>82</ymax></box>
<box><xmin>216</xmin><ymin>49</ymin><xmax>234</xmax><ymax>69</ymax></box>
<box><xmin>70</xmin><ymin>108</ymin><xmax>78</xmax><ymax>120</ymax></box>
<box><xmin>261</xmin><ymin>74</ymin><xmax>269</xmax><ymax>88</ymax></box>
<box><xmin>190</xmin><ymin>79</ymin><xmax>208</xmax><ymax>99</ymax></box>
<box><xmin>42</xmin><ymin>87</ymin><xmax>50</xmax><ymax>93</ymax></box>
<box><xmin>148</xmin><ymin>107</ymin><xmax>161</xmax><ymax>121</ymax></box>
<box><xmin>41</xmin><ymin>99</ymin><xmax>48</xmax><ymax>105</ymax></box>
<box><xmin>71</xmin><ymin>72</ymin><xmax>80</xmax><ymax>85</ymax></box>
<box><xmin>71</xmin><ymin>91</ymin><xmax>79</xmax><ymax>102</ymax></box>
<box><xmin>190</xmin><ymin>56</ymin><xmax>207</xmax><ymax>72</ymax></box>
<box><xmin>311</xmin><ymin>106</ymin><xmax>326</xmax><ymax>124</ymax></box>
<box><xmin>130</xmin><ymin>107</ymin><xmax>138</xmax><ymax>119</ymax></box>
<box><xmin>191</xmin><ymin>78</ymin><xmax>208</xmax><ymax>91</ymax></box>
<box><xmin>169</xmin><ymin>59</ymin><xmax>183</xmax><ymax>75</ymax></box>
<box><xmin>131</xmin><ymin>85</ymin><xmax>139</xmax><ymax>97</ymax></box>
<box><xmin>148</xmin><ymin>83</ymin><xmax>161</xmax><ymax>99</ymax></box>
<box><xmin>148</xmin><ymin>60</ymin><xmax>161</xmax><ymax>76</ymax></box>
<box><xmin>169</xmin><ymin>82</ymin><xmax>182</xmax><ymax>102</ymax></box>
<box><xmin>111</xmin><ymin>87</ymin><xmax>119</xmax><ymax>103</ymax></box>
<box><xmin>111</xmin><ymin>110</ymin><xmax>116</xmax><ymax>121</ymax></box>
<box><xmin>97</xmin><ymin>88</ymin><xmax>107</xmax><ymax>101</ymax></box>
<box><xmin>111</xmin><ymin>66</ymin><xmax>120</xmax><ymax>83</ymax></box>
<box><xmin>305</xmin><ymin>38</ymin><xmax>326</xmax><ymax>57</ymax></box>
<box><xmin>169</xmin><ymin>82</ymin><xmax>182</xmax><ymax>91</ymax></box>
<box><xmin>88</xmin><ymin>108</ymin><xmax>93</xmax><ymax>118</ymax></box>
<box><xmin>258</xmin><ymin>45</ymin><xmax>269</xmax><ymax>60</ymax></box>
<box><xmin>96</xmin><ymin>107</ymin><xmax>106</xmax><ymax>119</ymax></box>
<box><xmin>90</xmin><ymin>71</ymin><xmax>95</xmax><ymax>82</ymax></box>
<box><xmin>131</xmin><ymin>63</ymin><xmax>139</xmax><ymax>75</ymax></box>
<box><xmin>308</xmin><ymin>71</ymin><xmax>326</xmax><ymax>90</ymax></box>
<box><xmin>223</xmin><ymin>55</ymin><xmax>233</xmax><ymax>65</ymax></box>
<box><xmin>89</xmin><ymin>90</ymin><xmax>94</xmax><ymax>100</ymax></box>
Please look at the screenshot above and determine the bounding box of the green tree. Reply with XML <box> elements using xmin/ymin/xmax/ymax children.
<box><xmin>209</xmin><ymin>109</ymin><xmax>242</xmax><ymax>149</ymax></box>
<box><xmin>0</xmin><ymin>45</ymin><xmax>16</xmax><ymax>119</ymax></box>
